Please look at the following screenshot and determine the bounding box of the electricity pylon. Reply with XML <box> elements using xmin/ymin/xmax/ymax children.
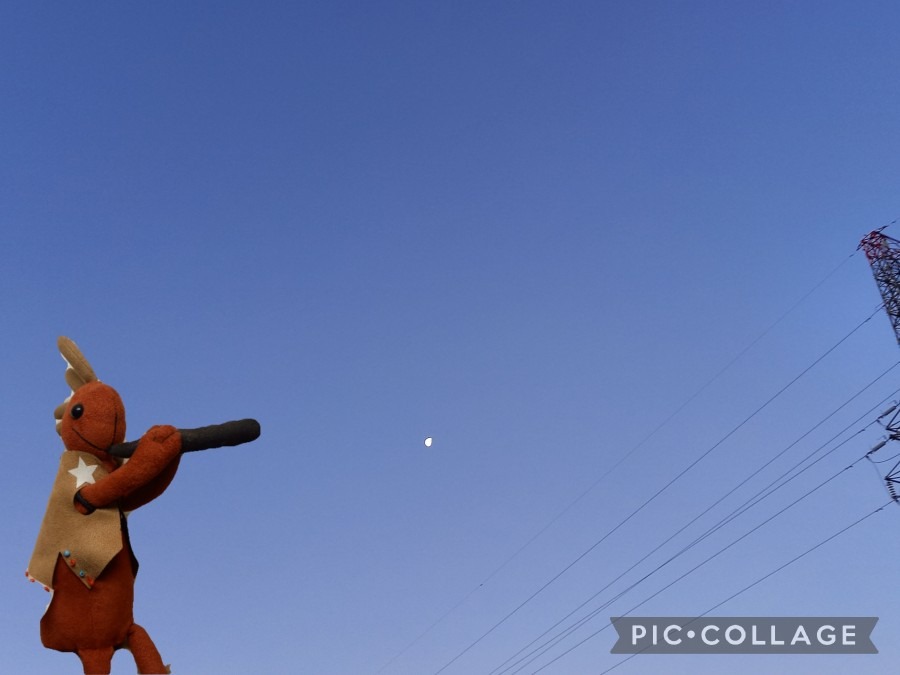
<box><xmin>860</xmin><ymin>228</ymin><xmax>900</xmax><ymax>346</ymax></box>
<box><xmin>860</xmin><ymin>227</ymin><xmax>900</xmax><ymax>501</ymax></box>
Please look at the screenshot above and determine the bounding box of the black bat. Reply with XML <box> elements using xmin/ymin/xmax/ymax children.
<box><xmin>108</xmin><ymin>419</ymin><xmax>261</xmax><ymax>459</ymax></box>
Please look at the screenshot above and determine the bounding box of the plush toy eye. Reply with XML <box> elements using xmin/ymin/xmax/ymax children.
<box><xmin>71</xmin><ymin>403</ymin><xmax>84</xmax><ymax>420</ymax></box>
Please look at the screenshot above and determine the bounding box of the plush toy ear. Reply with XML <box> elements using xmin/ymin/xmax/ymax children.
<box><xmin>54</xmin><ymin>336</ymin><xmax>99</xmax><ymax>435</ymax></box>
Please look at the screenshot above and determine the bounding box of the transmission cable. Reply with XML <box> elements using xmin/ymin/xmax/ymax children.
<box><xmin>377</xmin><ymin>252</ymin><xmax>856</xmax><ymax>674</ymax></box>
<box><xmin>528</xmin><ymin>451</ymin><xmax>886</xmax><ymax>673</ymax></box>
<box><xmin>597</xmin><ymin>499</ymin><xmax>892</xmax><ymax>675</ymax></box>
<box><xmin>498</xmin><ymin>382</ymin><xmax>897</xmax><ymax>673</ymax></box>
<box><xmin>490</xmin><ymin>363</ymin><xmax>899</xmax><ymax>675</ymax></box>
<box><xmin>502</xmin><ymin>390</ymin><xmax>893</xmax><ymax>673</ymax></box>
<box><xmin>430</xmin><ymin>307</ymin><xmax>877</xmax><ymax>674</ymax></box>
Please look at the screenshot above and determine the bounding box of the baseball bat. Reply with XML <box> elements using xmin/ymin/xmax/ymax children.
<box><xmin>108</xmin><ymin>418</ymin><xmax>261</xmax><ymax>459</ymax></box>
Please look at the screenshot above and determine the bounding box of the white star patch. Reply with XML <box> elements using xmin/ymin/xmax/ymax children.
<box><xmin>68</xmin><ymin>457</ymin><xmax>98</xmax><ymax>488</ymax></box>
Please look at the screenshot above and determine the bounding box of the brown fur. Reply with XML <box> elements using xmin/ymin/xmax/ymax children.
<box><xmin>41</xmin><ymin>380</ymin><xmax>181</xmax><ymax>674</ymax></box>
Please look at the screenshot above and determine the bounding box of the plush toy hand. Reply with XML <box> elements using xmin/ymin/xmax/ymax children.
<box><xmin>137</xmin><ymin>425</ymin><xmax>183</xmax><ymax>463</ymax></box>
<box><xmin>76</xmin><ymin>425</ymin><xmax>182</xmax><ymax>511</ymax></box>
<box><xmin>73</xmin><ymin>492</ymin><xmax>95</xmax><ymax>515</ymax></box>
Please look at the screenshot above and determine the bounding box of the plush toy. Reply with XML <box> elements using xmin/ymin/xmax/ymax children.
<box><xmin>26</xmin><ymin>337</ymin><xmax>260</xmax><ymax>674</ymax></box>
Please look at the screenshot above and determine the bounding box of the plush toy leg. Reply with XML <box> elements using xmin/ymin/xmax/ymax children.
<box><xmin>125</xmin><ymin>622</ymin><xmax>169</xmax><ymax>674</ymax></box>
<box><xmin>76</xmin><ymin>646</ymin><xmax>114</xmax><ymax>674</ymax></box>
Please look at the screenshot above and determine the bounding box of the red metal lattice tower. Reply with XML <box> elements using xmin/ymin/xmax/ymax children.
<box><xmin>860</xmin><ymin>228</ymin><xmax>900</xmax><ymax>346</ymax></box>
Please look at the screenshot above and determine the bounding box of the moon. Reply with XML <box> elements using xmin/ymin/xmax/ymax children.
<box><xmin>424</xmin><ymin>437</ymin><xmax>433</xmax><ymax>447</ymax></box>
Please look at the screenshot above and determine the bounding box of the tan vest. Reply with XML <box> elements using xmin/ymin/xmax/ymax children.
<box><xmin>27</xmin><ymin>451</ymin><xmax>123</xmax><ymax>590</ymax></box>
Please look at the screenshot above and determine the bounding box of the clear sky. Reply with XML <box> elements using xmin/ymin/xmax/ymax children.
<box><xmin>3</xmin><ymin>2</ymin><xmax>900</xmax><ymax>674</ymax></box>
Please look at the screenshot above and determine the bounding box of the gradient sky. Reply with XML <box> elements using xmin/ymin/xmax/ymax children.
<box><xmin>3</xmin><ymin>2</ymin><xmax>900</xmax><ymax>674</ymax></box>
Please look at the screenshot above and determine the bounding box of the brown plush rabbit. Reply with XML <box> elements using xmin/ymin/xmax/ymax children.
<box><xmin>27</xmin><ymin>337</ymin><xmax>181</xmax><ymax>674</ymax></box>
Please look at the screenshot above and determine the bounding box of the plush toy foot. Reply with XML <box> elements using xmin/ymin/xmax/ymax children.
<box><xmin>125</xmin><ymin>623</ymin><xmax>168</xmax><ymax>674</ymax></box>
<box><xmin>77</xmin><ymin>646</ymin><xmax>114</xmax><ymax>674</ymax></box>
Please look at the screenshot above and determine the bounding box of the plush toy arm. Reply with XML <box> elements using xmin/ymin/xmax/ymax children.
<box><xmin>76</xmin><ymin>425</ymin><xmax>182</xmax><ymax>512</ymax></box>
<box><xmin>118</xmin><ymin>452</ymin><xmax>181</xmax><ymax>512</ymax></box>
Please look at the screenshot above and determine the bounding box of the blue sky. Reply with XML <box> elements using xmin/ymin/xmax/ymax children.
<box><xmin>3</xmin><ymin>2</ymin><xmax>900</xmax><ymax>673</ymax></box>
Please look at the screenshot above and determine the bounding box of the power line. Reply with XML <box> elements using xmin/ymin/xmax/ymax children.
<box><xmin>498</xmin><ymin>382</ymin><xmax>897</xmax><ymax>673</ymax></box>
<box><xmin>530</xmin><ymin>454</ymin><xmax>885</xmax><ymax>673</ymax></box>
<box><xmin>866</xmin><ymin>455</ymin><xmax>898</xmax><ymax>504</ymax></box>
<box><xmin>503</xmin><ymin>393</ymin><xmax>892</xmax><ymax>673</ymax></box>
<box><xmin>596</xmin><ymin>500</ymin><xmax>892</xmax><ymax>675</ymax></box>
<box><xmin>866</xmin><ymin>450</ymin><xmax>900</xmax><ymax>464</ymax></box>
<box><xmin>431</xmin><ymin>308</ymin><xmax>877</xmax><ymax>674</ymax></box>
<box><xmin>490</xmin><ymin>363</ymin><xmax>900</xmax><ymax>675</ymax></box>
<box><xmin>377</xmin><ymin>252</ymin><xmax>857</xmax><ymax>674</ymax></box>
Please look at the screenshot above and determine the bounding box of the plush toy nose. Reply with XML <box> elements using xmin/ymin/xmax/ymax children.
<box><xmin>60</xmin><ymin>382</ymin><xmax>127</xmax><ymax>454</ymax></box>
